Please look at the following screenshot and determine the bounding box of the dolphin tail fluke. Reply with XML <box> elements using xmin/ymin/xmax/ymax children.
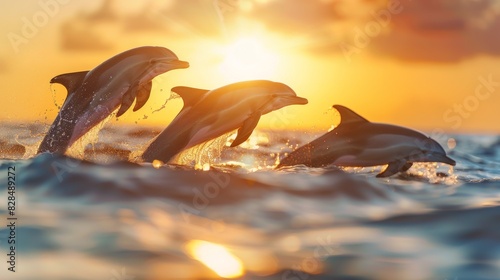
<box><xmin>377</xmin><ymin>160</ymin><xmax>410</xmax><ymax>178</ymax></box>
<box><xmin>401</xmin><ymin>162</ymin><xmax>413</xmax><ymax>172</ymax></box>
<box><xmin>230</xmin><ymin>113</ymin><xmax>261</xmax><ymax>147</ymax></box>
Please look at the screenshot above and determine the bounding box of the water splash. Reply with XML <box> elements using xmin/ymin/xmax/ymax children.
<box><xmin>151</xmin><ymin>91</ymin><xmax>181</xmax><ymax>114</ymax></box>
<box><xmin>66</xmin><ymin>113</ymin><xmax>116</xmax><ymax>160</ymax></box>
<box><xmin>171</xmin><ymin>132</ymin><xmax>233</xmax><ymax>168</ymax></box>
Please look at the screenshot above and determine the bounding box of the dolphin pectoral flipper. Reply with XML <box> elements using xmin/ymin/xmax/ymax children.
<box><xmin>171</xmin><ymin>86</ymin><xmax>210</xmax><ymax>108</ymax></box>
<box><xmin>401</xmin><ymin>162</ymin><xmax>413</xmax><ymax>172</ymax></box>
<box><xmin>117</xmin><ymin>80</ymin><xmax>154</xmax><ymax>116</ymax></box>
<box><xmin>133</xmin><ymin>81</ymin><xmax>153</xmax><ymax>112</ymax></box>
<box><xmin>377</xmin><ymin>160</ymin><xmax>409</xmax><ymax>178</ymax></box>
<box><xmin>230</xmin><ymin>113</ymin><xmax>261</xmax><ymax>147</ymax></box>
<box><xmin>116</xmin><ymin>85</ymin><xmax>136</xmax><ymax>117</ymax></box>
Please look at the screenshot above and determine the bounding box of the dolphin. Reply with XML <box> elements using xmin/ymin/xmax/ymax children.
<box><xmin>277</xmin><ymin>105</ymin><xmax>456</xmax><ymax>177</ymax></box>
<box><xmin>37</xmin><ymin>46</ymin><xmax>189</xmax><ymax>154</ymax></box>
<box><xmin>141</xmin><ymin>80</ymin><xmax>308</xmax><ymax>163</ymax></box>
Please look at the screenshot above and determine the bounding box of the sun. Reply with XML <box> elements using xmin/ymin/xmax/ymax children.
<box><xmin>186</xmin><ymin>240</ymin><xmax>244</xmax><ymax>278</ymax></box>
<box><xmin>218</xmin><ymin>37</ymin><xmax>279</xmax><ymax>82</ymax></box>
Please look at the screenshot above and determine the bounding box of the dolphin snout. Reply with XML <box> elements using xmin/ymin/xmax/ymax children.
<box><xmin>442</xmin><ymin>155</ymin><xmax>456</xmax><ymax>166</ymax></box>
<box><xmin>162</xmin><ymin>59</ymin><xmax>190</xmax><ymax>69</ymax></box>
<box><xmin>428</xmin><ymin>153</ymin><xmax>456</xmax><ymax>166</ymax></box>
<box><xmin>154</xmin><ymin>57</ymin><xmax>190</xmax><ymax>69</ymax></box>
<box><xmin>173</xmin><ymin>60</ymin><xmax>190</xmax><ymax>69</ymax></box>
<box><xmin>287</xmin><ymin>96</ymin><xmax>308</xmax><ymax>105</ymax></box>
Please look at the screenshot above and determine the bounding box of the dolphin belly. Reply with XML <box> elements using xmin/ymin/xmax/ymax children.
<box><xmin>184</xmin><ymin>114</ymin><xmax>248</xmax><ymax>150</ymax></box>
<box><xmin>142</xmin><ymin>108</ymin><xmax>250</xmax><ymax>162</ymax></box>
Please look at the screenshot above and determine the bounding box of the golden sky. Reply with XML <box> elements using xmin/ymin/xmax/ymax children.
<box><xmin>0</xmin><ymin>0</ymin><xmax>499</xmax><ymax>133</ymax></box>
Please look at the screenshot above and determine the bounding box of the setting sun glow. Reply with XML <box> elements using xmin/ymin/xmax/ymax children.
<box><xmin>186</xmin><ymin>240</ymin><xmax>244</xmax><ymax>278</ymax></box>
<box><xmin>218</xmin><ymin>37</ymin><xmax>279</xmax><ymax>82</ymax></box>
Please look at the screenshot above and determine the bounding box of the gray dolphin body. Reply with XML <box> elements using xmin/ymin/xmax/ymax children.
<box><xmin>277</xmin><ymin>105</ymin><xmax>456</xmax><ymax>177</ymax></box>
<box><xmin>141</xmin><ymin>80</ymin><xmax>308</xmax><ymax>163</ymax></box>
<box><xmin>38</xmin><ymin>46</ymin><xmax>189</xmax><ymax>154</ymax></box>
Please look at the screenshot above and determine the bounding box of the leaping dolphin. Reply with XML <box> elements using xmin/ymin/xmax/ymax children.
<box><xmin>141</xmin><ymin>80</ymin><xmax>308</xmax><ymax>163</ymax></box>
<box><xmin>38</xmin><ymin>46</ymin><xmax>189</xmax><ymax>154</ymax></box>
<box><xmin>277</xmin><ymin>105</ymin><xmax>456</xmax><ymax>177</ymax></box>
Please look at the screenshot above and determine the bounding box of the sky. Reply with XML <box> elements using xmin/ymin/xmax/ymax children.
<box><xmin>0</xmin><ymin>0</ymin><xmax>499</xmax><ymax>133</ymax></box>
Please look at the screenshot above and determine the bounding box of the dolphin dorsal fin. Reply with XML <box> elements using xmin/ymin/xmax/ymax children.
<box><xmin>50</xmin><ymin>71</ymin><xmax>89</xmax><ymax>95</ymax></box>
<box><xmin>333</xmin><ymin>105</ymin><xmax>370</xmax><ymax>127</ymax></box>
<box><xmin>171</xmin><ymin>86</ymin><xmax>209</xmax><ymax>108</ymax></box>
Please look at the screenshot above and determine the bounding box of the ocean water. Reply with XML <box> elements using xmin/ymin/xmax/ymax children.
<box><xmin>1</xmin><ymin>123</ymin><xmax>499</xmax><ymax>280</ymax></box>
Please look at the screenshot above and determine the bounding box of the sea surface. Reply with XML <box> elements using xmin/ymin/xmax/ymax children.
<box><xmin>1</xmin><ymin>122</ymin><xmax>500</xmax><ymax>280</ymax></box>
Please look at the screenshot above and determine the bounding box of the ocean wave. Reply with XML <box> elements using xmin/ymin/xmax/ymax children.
<box><xmin>1</xmin><ymin>124</ymin><xmax>499</xmax><ymax>279</ymax></box>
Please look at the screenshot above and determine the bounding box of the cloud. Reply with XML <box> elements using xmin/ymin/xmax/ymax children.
<box><xmin>80</xmin><ymin>0</ymin><xmax>119</xmax><ymax>22</ymax></box>
<box><xmin>159</xmin><ymin>0</ymin><xmax>227</xmax><ymax>38</ymax></box>
<box><xmin>58</xmin><ymin>0</ymin><xmax>226</xmax><ymax>51</ymax></box>
<box><xmin>248</xmin><ymin>0</ymin><xmax>345</xmax><ymax>33</ymax></box>
<box><xmin>122</xmin><ymin>13</ymin><xmax>170</xmax><ymax>33</ymax></box>
<box><xmin>0</xmin><ymin>56</ymin><xmax>8</xmax><ymax>73</ymax></box>
<box><xmin>60</xmin><ymin>21</ymin><xmax>114</xmax><ymax>51</ymax></box>
<box><xmin>59</xmin><ymin>0</ymin><xmax>120</xmax><ymax>51</ymax></box>
<box><xmin>246</xmin><ymin>0</ymin><xmax>500</xmax><ymax>62</ymax></box>
<box><xmin>57</xmin><ymin>0</ymin><xmax>500</xmax><ymax>61</ymax></box>
<box><xmin>368</xmin><ymin>0</ymin><xmax>500</xmax><ymax>62</ymax></box>
<box><xmin>59</xmin><ymin>0</ymin><xmax>170</xmax><ymax>51</ymax></box>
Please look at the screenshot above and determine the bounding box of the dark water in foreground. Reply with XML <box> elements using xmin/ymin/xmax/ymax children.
<box><xmin>1</xmin><ymin>123</ymin><xmax>500</xmax><ymax>280</ymax></box>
